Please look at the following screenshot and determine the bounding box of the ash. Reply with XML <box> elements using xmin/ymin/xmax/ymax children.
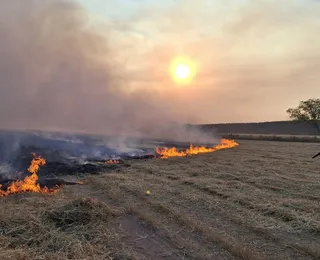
<box><xmin>0</xmin><ymin>130</ymin><xmax>155</xmax><ymax>188</ymax></box>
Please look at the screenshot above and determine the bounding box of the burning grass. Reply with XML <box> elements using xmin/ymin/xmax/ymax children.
<box><xmin>106</xmin><ymin>159</ymin><xmax>120</xmax><ymax>164</ymax></box>
<box><xmin>0</xmin><ymin>153</ymin><xmax>59</xmax><ymax>196</ymax></box>
<box><xmin>155</xmin><ymin>138</ymin><xmax>239</xmax><ymax>158</ymax></box>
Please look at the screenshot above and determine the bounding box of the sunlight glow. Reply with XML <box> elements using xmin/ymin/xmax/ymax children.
<box><xmin>170</xmin><ymin>56</ymin><xmax>197</xmax><ymax>85</ymax></box>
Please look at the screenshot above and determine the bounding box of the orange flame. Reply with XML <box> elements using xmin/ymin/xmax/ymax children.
<box><xmin>155</xmin><ymin>139</ymin><xmax>239</xmax><ymax>159</ymax></box>
<box><xmin>106</xmin><ymin>159</ymin><xmax>120</xmax><ymax>164</ymax></box>
<box><xmin>0</xmin><ymin>153</ymin><xmax>58</xmax><ymax>196</ymax></box>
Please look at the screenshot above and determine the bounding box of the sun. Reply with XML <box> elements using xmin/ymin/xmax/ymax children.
<box><xmin>175</xmin><ymin>64</ymin><xmax>191</xmax><ymax>80</ymax></box>
<box><xmin>170</xmin><ymin>56</ymin><xmax>197</xmax><ymax>85</ymax></box>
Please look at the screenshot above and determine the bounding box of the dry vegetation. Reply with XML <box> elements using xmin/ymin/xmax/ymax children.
<box><xmin>0</xmin><ymin>140</ymin><xmax>319</xmax><ymax>260</ymax></box>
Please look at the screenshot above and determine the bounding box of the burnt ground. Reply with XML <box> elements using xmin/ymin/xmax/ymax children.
<box><xmin>0</xmin><ymin>139</ymin><xmax>319</xmax><ymax>260</ymax></box>
<box><xmin>0</xmin><ymin>130</ymin><xmax>159</xmax><ymax>190</ymax></box>
<box><xmin>0</xmin><ymin>130</ymin><xmax>213</xmax><ymax>191</ymax></box>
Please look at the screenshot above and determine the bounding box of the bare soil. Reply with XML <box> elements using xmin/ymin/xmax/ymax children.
<box><xmin>0</xmin><ymin>140</ymin><xmax>319</xmax><ymax>260</ymax></box>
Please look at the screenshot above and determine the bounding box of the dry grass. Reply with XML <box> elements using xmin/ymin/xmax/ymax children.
<box><xmin>0</xmin><ymin>140</ymin><xmax>319</xmax><ymax>260</ymax></box>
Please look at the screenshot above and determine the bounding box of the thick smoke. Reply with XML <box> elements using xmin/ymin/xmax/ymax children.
<box><xmin>0</xmin><ymin>0</ymin><xmax>215</xmax><ymax>144</ymax></box>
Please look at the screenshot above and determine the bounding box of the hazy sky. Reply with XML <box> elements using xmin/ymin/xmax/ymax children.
<box><xmin>77</xmin><ymin>0</ymin><xmax>320</xmax><ymax>122</ymax></box>
<box><xmin>0</xmin><ymin>0</ymin><xmax>319</xmax><ymax>139</ymax></box>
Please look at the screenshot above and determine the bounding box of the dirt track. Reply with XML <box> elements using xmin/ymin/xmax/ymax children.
<box><xmin>0</xmin><ymin>140</ymin><xmax>319</xmax><ymax>260</ymax></box>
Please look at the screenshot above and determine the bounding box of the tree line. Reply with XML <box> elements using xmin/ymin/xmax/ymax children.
<box><xmin>287</xmin><ymin>98</ymin><xmax>320</xmax><ymax>135</ymax></box>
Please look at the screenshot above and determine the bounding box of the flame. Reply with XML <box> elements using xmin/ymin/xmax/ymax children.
<box><xmin>156</xmin><ymin>139</ymin><xmax>239</xmax><ymax>159</ymax></box>
<box><xmin>0</xmin><ymin>153</ymin><xmax>58</xmax><ymax>196</ymax></box>
<box><xmin>106</xmin><ymin>159</ymin><xmax>120</xmax><ymax>164</ymax></box>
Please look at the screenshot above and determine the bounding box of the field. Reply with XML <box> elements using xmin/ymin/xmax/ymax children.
<box><xmin>0</xmin><ymin>140</ymin><xmax>319</xmax><ymax>260</ymax></box>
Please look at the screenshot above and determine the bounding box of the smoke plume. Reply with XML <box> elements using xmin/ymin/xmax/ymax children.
<box><xmin>0</xmin><ymin>0</ymin><xmax>319</xmax><ymax>142</ymax></box>
<box><xmin>0</xmin><ymin>0</ymin><xmax>218</xmax><ymax>143</ymax></box>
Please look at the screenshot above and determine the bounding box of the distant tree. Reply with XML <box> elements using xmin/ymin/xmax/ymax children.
<box><xmin>286</xmin><ymin>98</ymin><xmax>320</xmax><ymax>134</ymax></box>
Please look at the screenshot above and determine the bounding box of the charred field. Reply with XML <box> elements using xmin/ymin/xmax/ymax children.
<box><xmin>0</xmin><ymin>130</ymin><xmax>158</xmax><ymax>191</ymax></box>
<box><xmin>0</xmin><ymin>130</ymin><xmax>319</xmax><ymax>260</ymax></box>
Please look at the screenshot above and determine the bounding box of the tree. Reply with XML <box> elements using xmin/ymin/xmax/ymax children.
<box><xmin>286</xmin><ymin>98</ymin><xmax>320</xmax><ymax>134</ymax></box>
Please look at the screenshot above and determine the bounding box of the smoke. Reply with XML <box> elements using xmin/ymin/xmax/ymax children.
<box><xmin>0</xmin><ymin>0</ymin><xmax>218</xmax><ymax>144</ymax></box>
<box><xmin>0</xmin><ymin>0</ymin><xmax>319</xmax><ymax>143</ymax></box>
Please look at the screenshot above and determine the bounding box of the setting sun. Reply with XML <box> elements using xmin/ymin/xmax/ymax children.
<box><xmin>170</xmin><ymin>56</ymin><xmax>197</xmax><ymax>85</ymax></box>
<box><xmin>175</xmin><ymin>64</ymin><xmax>191</xmax><ymax>79</ymax></box>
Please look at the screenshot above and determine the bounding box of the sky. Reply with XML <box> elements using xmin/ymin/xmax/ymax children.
<box><xmin>77</xmin><ymin>0</ymin><xmax>320</xmax><ymax>123</ymax></box>
<box><xmin>0</xmin><ymin>0</ymin><xmax>319</xmax><ymax>140</ymax></box>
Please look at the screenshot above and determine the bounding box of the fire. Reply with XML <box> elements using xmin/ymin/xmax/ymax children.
<box><xmin>156</xmin><ymin>139</ymin><xmax>239</xmax><ymax>159</ymax></box>
<box><xmin>0</xmin><ymin>153</ymin><xmax>58</xmax><ymax>196</ymax></box>
<box><xmin>106</xmin><ymin>159</ymin><xmax>120</xmax><ymax>164</ymax></box>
